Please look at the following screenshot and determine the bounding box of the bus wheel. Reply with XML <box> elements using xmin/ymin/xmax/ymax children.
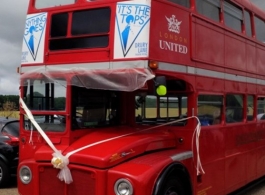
<box><xmin>161</xmin><ymin>177</ymin><xmax>185</xmax><ymax>195</ymax></box>
<box><xmin>0</xmin><ymin>160</ymin><xmax>10</xmax><ymax>187</ymax></box>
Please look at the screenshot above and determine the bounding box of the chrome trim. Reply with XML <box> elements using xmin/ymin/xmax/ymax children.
<box><xmin>171</xmin><ymin>151</ymin><xmax>193</xmax><ymax>161</ymax></box>
<box><xmin>114</xmin><ymin>178</ymin><xmax>133</xmax><ymax>195</ymax></box>
<box><xmin>19</xmin><ymin>166</ymin><xmax>32</xmax><ymax>184</ymax></box>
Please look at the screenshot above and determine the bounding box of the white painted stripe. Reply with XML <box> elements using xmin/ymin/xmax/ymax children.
<box><xmin>196</xmin><ymin>68</ymin><xmax>224</xmax><ymax>79</ymax></box>
<box><xmin>257</xmin><ymin>79</ymin><xmax>265</xmax><ymax>85</ymax></box>
<box><xmin>21</xmin><ymin>60</ymin><xmax>263</xmax><ymax>86</ymax></box>
<box><xmin>20</xmin><ymin>60</ymin><xmax>149</xmax><ymax>73</ymax></box>
<box><xmin>159</xmin><ymin>62</ymin><xmax>187</xmax><ymax>73</ymax></box>
<box><xmin>171</xmin><ymin>151</ymin><xmax>193</xmax><ymax>161</ymax></box>
<box><xmin>225</xmin><ymin>73</ymin><xmax>246</xmax><ymax>82</ymax></box>
<box><xmin>159</xmin><ymin>62</ymin><xmax>262</xmax><ymax>85</ymax></box>
<box><xmin>247</xmin><ymin>77</ymin><xmax>256</xmax><ymax>84</ymax></box>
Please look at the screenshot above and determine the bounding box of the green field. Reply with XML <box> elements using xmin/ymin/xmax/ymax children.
<box><xmin>0</xmin><ymin>111</ymin><xmax>20</xmax><ymax>119</ymax></box>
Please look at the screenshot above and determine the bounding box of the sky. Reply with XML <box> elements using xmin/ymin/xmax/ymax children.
<box><xmin>0</xmin><ymin>0</ymin><xmax>265</xmax><ymax>95</ymax></box>
<box><xmin>0</xmin><ymin>0</ymin><xmax>29</xmax><ymax>95</ymax></box>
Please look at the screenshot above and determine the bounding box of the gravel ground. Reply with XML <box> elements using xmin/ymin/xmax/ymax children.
<box><xmin>0</xmin><ymin>177</ymin><xmax>18</xmax><ymax>195</ymax></box>
<box><xmin>1</xmin><ymin>178</ymin><xmax>265</xmax><ymax>195</ymax></box>
<box><xmin>0</xmin><ymin>188</ymin><xmax>18</xmax><ymax>195</ymax></box>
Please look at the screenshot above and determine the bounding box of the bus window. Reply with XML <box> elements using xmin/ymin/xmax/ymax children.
<box><xmin>24</xmin><ymin>114</ymin><xmax>66</xmax><ymax>132</ymax></box>
<box><xmin>159</xmin><ymin>96</ymin><xmax>188</xmax><ymax>119</ymax></box>
<box><xmin>24</xmin><ymin>79</ymin><xmax>66</xmax><ymax>111</ymax></box>
<box><xmin>72</xmin><ymin>8</ymin><xmax>110</xmax><ymax>35</ymax></box>
<box><xmin>196</xmin><ymin>0</ymin><xmax>221</xmax><ymax>22</ymax></box>
<box><xmin>197</xmin><ymin>95</ymin><xmax>223</xmax><ymax>126</ymax></box>
<box><xmin>135</xmin><ymin>95</ymin><xmax>157</xmax><ymax>121</ymax></box>
<box><xmin>35</xmin><ymin>0</ymin><xmax>75</xmax><ymax>9</ymax></box>
<box><xmin>257</xmin><ymin>97</ymin><xmax>265</xmax><ymax>120</ymax></box>
<box><xmin>226</xmin><ymin>94</ymin><xmax>243</xmax><ymax>123</ymax></box>
<box><xmin>50</xmin><ymin>8</ymin><xmax>110</xmax><ymax>51</ymax></box>
<box><xmin>254</xmin><ymin>16</ymin><xmax>265</xmax><ymax>43</ymax></box>
<box><xmin>247</xmin><ymin>95</ymin><xmax>254</xmax><ymax>121</ymax></box>
<box><xmin>71</xmin><ymin>87</ymin><xmax>120</xmax><ymax>129</ymax></box>
<box><xmin>135</xmin><ymin>94</ymin><xmax>187</xmax><ymax>125</ymax></box>
<box><xmin>168</xmin><ymin>0</ymin><xmax>190</xmax><ymax>8</ymax></box>
<box><xmin>160</xmin><ymin>97</ymin><xmax>179</xmax><ymax>118</ymax></box>
<box><xmin>50</xmin><ymin>13</ymin><xmax>68</xmax><ymax>37</ymax></box>
<box><xmin>244</xmin><ymin>10</ymin><xmax>252</xmax><ymax>37</ymax></box>
<box><xmin>223</xmin><ymin>1</ymin><xmax>243</xmax><ymax>32</ymax></box>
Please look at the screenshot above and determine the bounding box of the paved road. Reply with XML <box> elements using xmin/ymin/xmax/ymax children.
<box><xmin>1</xmin><ymin>178</ymin><xmax>265</xmax><ymax>195</ymax></box>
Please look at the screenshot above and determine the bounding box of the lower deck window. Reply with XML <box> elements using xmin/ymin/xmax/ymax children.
<box><xmin>23</xmin><ymin>79</ymin><xmax>66</xmax><ymax>111</ymax></box>
<box><xmin>226</xmin><ymin>94</ymin><xmax>243</xmax><ymax>123</ymax></box>
<box><xmin>24</xmin><ymin>115</ymin><xmax>66</xmax><ymax>132</ymax></box>
<box><xmin>257</xmin><ymin>97</ymin><xmax>265</xmax><ymax>120</ymax></box>
<box><xmin>71</xmin><ymin>87</ymin><xmax>120</xmax><ymax>129</ymax></box>
<box><xmin>198</xmin><ymin>95</ymin><xmax>223</xmax><ymax>126</ymax></box>
<box><xmin>135</xmin><ymin>94</ymin><xmax>188</xmax><ymax>125</ymax></box>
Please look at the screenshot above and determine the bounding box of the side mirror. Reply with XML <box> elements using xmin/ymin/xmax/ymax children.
<box><xmin>154</xmin><ymin>76</ymin><xmax>167</xmax><ymax>96</ymax></box>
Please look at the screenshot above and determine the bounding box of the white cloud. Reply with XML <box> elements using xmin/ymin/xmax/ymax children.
<box><xmin>0</xmin><ymin>75</ymin><xmax>20</xmax><ymax>94</ymax></box>
<box><xmin>0</xmin><ymin>0</ymin><xmax>28</xmax><ymax>95</ymax></box>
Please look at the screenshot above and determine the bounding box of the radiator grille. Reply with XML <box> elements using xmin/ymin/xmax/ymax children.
<box><xmin>39</xmin><ymin>167</ymin><xmax>64</xmax><ymax>195</ymax></box>
<box><xmin>67</xmin><ymin>169</ymin><xmax>96</xmax><ymax>195</ymax></box>
<box><xmin>39</xmin><ymin>166</ymin><xmax>96</xmax><ymax>195</ymax></box>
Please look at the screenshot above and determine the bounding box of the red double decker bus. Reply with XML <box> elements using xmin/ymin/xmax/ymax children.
<box><xmin>18</xmin><ymin>0</ymin><xmax>265</xmax><ymax>194</ymax></box>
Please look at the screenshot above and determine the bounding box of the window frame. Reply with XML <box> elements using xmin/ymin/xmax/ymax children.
<box><xmin>197</xmin><ymin>94</ymin><xmax>223</xmax><ymax>126</ymax></box>
<box><xmin>254</xmin><ymin>16</ymin><xmax>265</xmax><ymax>43</ymax></box>
<box><xmin>196</xmin><ymin>0</ymin><xmax>221</xmax><ymax>22</ymax></box>
<box><xmin>49</xmin><ymin>7</ymin><xmax>111</xmax><ymax>51</ymax></box>
<box><xmin>244</xmin><ymin>10</ymin><xmax>252</xmax><ymax>37</ymax></box>
<box><xmin>225</xmin><ymin>94</ymin><xmax>244</xmax><ymax>123</ymax></box>
<box><xmin>223</xmin><ymin>1</ymin><xmax>243</xmax><ymax>33</ymax></box>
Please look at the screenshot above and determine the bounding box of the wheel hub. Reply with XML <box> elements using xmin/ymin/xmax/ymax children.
<box><xmin>165</xmin><ymin>189</ymin><xmax>178</xmax><ymax>195</ymax></box>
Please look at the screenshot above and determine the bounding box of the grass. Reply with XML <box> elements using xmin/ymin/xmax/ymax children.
<box><xmin>0</xmin><ymin>111</ymin><xmax>20</xmax><ymax>119</ymax></box>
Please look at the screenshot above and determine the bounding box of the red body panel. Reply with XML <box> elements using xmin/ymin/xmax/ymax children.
<box><xmin>34</xmin><ymin>128</ymin><xmax>176</xmax><ymax>168</ymax></box>
<box><xmin>149</xmin><ymin>1</ymin><xmax>191</xmax><ymax>65</ymax></box>
<box><xmin>18</xmin><ymin>0</ymin><xmax>265</xmax><ymax>195</ymax></box>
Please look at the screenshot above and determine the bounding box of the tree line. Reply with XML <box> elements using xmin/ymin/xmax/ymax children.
<box><xmin>0</xmin><ymin>95</ymin><xmax>19</xmax><ymax>111</ymax></box>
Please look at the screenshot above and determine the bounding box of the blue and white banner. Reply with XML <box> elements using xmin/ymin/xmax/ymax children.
<box><xmin>21</xmin><ymin>13</ymin><xmax>47</xmax><ymax>64</ymax></box>
<box><xmin>114</xmin><ymin>0</ymin><xmax>151</xmax><ymax>59</ymax></box>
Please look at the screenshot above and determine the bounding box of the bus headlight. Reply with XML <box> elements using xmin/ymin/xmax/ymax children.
<box><xmin>19</xmin><ymin>166</ymin><xmax>32</xmax><ymax>184</ymax></box>
<box><xmin>114</xmin><ymin>179</ymin><xmax>133</xmax><ymax>195</ymax></box>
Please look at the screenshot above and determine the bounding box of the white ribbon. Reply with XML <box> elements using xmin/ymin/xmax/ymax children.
<box><xmin>20</xmin><ymin>97</ymin><xmax>204</xmax><ymax>184</ymax></box>
<box><xmin>192</xmin><ymin>117</ymin><xmax>205</xmax><ymax>175</ymax></box>
<box><xmin>20</xmin><ymin>97</ymin><xmax>73</xmax><ymax>184</ymax></box>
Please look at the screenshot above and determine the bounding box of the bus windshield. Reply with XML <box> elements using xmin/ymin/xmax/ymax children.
<box><xmin>23</xmin><ymin>79</ymin><xmax>66</xmax><ymax>111</ymax></box>
<box><xmin>22</xmin><ymin>78</ymin><xmax>67</xmax><ymax>132</ymax></box>
<box><xmin>24</xmin><ymin>114</ymin><xmax>66</xmax><ymax>132</ymax></box>
<box><xmin>71</xmin><ymin>87</ymin><xmax>120</xmax><ymax>129</ymax></box>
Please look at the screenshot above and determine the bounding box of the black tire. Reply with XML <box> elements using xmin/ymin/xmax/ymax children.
<box><xmin>160</xmin><ymin>176</ymin><xmax>185</xmax><ymax>195</ymax></box>
<box><xmin>0</xmin><ymin>160</ymin><xmax>10</xmax><ymax>188</ymax></box>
